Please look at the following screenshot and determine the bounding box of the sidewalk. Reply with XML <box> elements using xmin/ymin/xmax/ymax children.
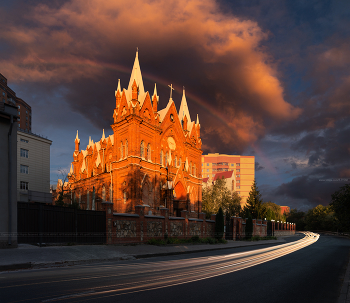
<box><xmin>0</xmin><ymin>238</ymin><xmax>289</xmax><ymax>272</ymax></box>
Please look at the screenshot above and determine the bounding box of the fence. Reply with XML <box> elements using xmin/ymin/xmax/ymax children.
<box><xmin>101</xmin><ymin>202</ymin><xmax>216</xmax><ymax>244</ymax></box>
<box><xmin>17</xmin><ymin>202</ymin><xmax>106</xmax><ymax>245</ymax></box>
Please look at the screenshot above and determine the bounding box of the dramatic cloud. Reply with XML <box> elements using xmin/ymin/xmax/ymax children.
<box><xmin>255</xmin><ymin>162</ymin><xmax>265</xmax><ymax>172</ymax></box>
<box><xmin>0</xmin><ymin>0</ymin><xmax>300</xmax><ymax>151</ymax></box>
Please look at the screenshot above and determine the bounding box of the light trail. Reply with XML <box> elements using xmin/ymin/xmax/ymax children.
<box><xmin>2</xmin><ymin>233</ymin><xmax>319</xmax><ymax>303</ymax></box>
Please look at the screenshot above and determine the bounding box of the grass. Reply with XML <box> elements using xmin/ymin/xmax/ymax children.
<box><xmin>147</xmin><ymin>236</ymin><xmax>227</xmax><ymax>246</ymax></box>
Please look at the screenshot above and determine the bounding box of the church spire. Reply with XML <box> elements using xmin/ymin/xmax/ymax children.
<box><xmin>101</xmin><ymin>129</ymin><xmax>106</xmax><ymax>142</ymax></box>
<box><xmin>127</xmin><ymin>50</ymin><xmax>145</xmax><ymax>97</ymax></box>
<box><xmin>196</xmin><ymin>114</ymin><xmax>199</xmax><ymax>125</ymax></box>
<box><xmin>152</xmin><ymin>83</ymin><xmax>159</xmax><ymax>112</ymax></box>
<box><xmin>75</xmin><ymin>130</ymin><xmax>80</xmax><ymax>151</ymax></box>
<box><xmin>115</xmin><ymin>79</ymin><xmax>121</xmax><ymax>96</ymax></box>
<box><xmin>179</xmin><ymin>87</ymin><xmax>191</xmax><ymax>124</ymax></box>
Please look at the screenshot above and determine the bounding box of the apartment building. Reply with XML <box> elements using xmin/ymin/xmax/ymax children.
<box><xmin>0</xmin><ymin>73</ymin><xmax>32</xmax><ymax>132</ymax></box>
<box><xmin>17</xmin><ymin>130</ymin><xmax>52</xmax><ymax>203</ymax></box>
<box><xmin>202</xmin><ymin>153</ymin><xmax>255</xmax><ymax>206</ymax></box>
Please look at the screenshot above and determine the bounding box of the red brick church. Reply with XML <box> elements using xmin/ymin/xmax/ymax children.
<box><xmin>66</xmin><ymin>51</ymin><xmax>203</xmax><ymax>216</ymax></box>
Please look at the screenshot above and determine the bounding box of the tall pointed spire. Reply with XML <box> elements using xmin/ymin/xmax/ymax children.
<box><xmin>69</xmin><ymin>163</ymin><xmax>73</xmax><ymax>175</ymax></box>
<box><xmin>179</xmin><ymin>87</ymin><xmax>191</xmax><ymax>123</ymax></box>
<box><xmin>196</xmin><ymin>114</ymin><xmax>199</xmax><ymax>125</ymax></box>
<box><xmin>101</xmin><ymin>129</ymin><xmax>106</xmax><ymax>142</ymax></box>
<box><xmin>115</xmin><ymin>79</ymin><xmax>121</xmax><ymax>96</ymax></box>
<box><xmin>127</xmin><ymin>50</ymin><xmax>145</xmax><ymax>97</ymax></box>
<box><xmin>75</xmin><ymin>130</ymin><xmax>80</xmax><ymax>143</ymax></box>
<box><xmin>152</xmin><ymin>83</ymin><xmax>159</xmax><ymax>102</ymax></box>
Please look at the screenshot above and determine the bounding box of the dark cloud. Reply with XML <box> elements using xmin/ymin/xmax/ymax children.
<box><xmin>1</xmin><ymin>0</ymin><xmax>350</xmax><ymax>210</ymax></box>
<box><xmin>255</xmin><ymin>162</ymin><xmax>265</xmax><ymax>171</ymax></box>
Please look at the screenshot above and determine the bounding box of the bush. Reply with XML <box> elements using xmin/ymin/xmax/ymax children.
<box><xmin>245</xmin><ymin>215</ymin><xmax>253</xmax><ymax>239</ymax></box>
<box><xmin>191</xmin><ymin>235</ymin><xmax>200</xmax><ymax>243</ymax></box>
<box><xmin>215</xmin><ymin>207</ymin><xmax>225</xmax><ymax>240</ymax></box>
<box><xmin>251</xmin><ymin>236</ymin><xmax>261</xmax><ymax>241</ymax></box>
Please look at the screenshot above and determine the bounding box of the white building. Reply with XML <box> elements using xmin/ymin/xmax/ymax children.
<box><xmin>17</xmin><ymin>129</ymin><xmax>52</xmax><ymax>203</ymax></box>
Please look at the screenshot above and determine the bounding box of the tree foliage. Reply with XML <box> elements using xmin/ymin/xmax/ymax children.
<box><xmin>242</xmin><ymin>179</ymin><xmax>263</xmax><ymax>219</ymax></box>
<box><xmin>330</xmin><ymin>184</ymin><xmax>350</xmax><ymax>232</ymax></box>
<box><xmin>286</xmin><ymin>209</ymin><xmax>306</xmax><ymax>231</ymax></box>
<box><xmin>215</xmin><ymin>207</ymin><xmax>224</xmax><ymax>239</ymax></box>
<box><xmin>202</xmin><ymin>177</ymin><xmax>241</xmax><ymax>218</ymax></box>
<box><xmin>305</xmin><ymin>205</ymin><xmax>336</xmax><ymax>231</ymax></box>
<box><xmin>262</xmin><ymin>201</ymin><xmax>286</xmax><ymax>222</ymax></box>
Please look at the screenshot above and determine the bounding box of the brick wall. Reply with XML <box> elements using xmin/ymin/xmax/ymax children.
<box><xmin>102</xmin><ymin>202</ymin><xmax>215</xmax><ymax>244</ymax></box>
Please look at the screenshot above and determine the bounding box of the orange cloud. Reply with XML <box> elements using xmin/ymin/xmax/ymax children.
<box><xmin>0</xmin><ymin>0</ymin><xmax>301</xmax><ymax>150</ymax></box>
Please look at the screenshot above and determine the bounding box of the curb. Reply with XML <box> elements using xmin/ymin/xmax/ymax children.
<box><xmin>0</xmin><ymin>239</ymin><xmax>286</xmax><ymax>272</ymax></box>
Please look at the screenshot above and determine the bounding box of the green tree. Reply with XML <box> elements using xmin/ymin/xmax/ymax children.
<box><xmin>305</xmin><ymin>204</ymin><xmax>335</xmax><ymax>231</ymax></box>
<box><xmin>202</xmin><ymin>177</ymin><xmax>241</xmax><ymax>218</ymax></box>
<box><xmin>215</xmin><ymin>207</ymin><xmax>224</xmax><ymax>239</ymax></box>
<box><xmin>262</xmin><ymin>201</ymin><xmax>286</xmax><ymax>222</ymax></box>
<box><xmin>330</xmin><ymin>184</ymin><xmax>350</xmax><ymax>232</ymax></box>
<box><xmin>286</xmin><ymin>209</ymin><xmax>306</xmax><ymax>231</ymax></box>
<box><xmin>242</xmin><ymin>179</ymin><xmax>263</xmax><ymax>219</ymax></box>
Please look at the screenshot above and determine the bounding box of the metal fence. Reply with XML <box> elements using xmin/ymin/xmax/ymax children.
<box><xmin>17</xmin><ymin>202</ymin><xmax>106</xmax><ymax>245</ymax></box>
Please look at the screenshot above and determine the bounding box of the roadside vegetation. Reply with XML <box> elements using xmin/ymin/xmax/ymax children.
<box><xmin>147</xmin><ymin>236</ymin><xmax>227</xmax><ymax>246</ymax></box>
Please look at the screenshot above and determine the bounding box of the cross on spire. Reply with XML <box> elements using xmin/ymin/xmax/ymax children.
<box><xmin>168</xmin><ymin>84</ymin><xmax>174</xmax><ymax>99</ymax></box>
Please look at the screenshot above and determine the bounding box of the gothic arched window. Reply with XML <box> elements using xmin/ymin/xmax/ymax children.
<box><xmin>160</xmin><ymin>150</ymin><xmax>163</xmax><ymax>166</ymax></box>
<box><xmin>165</xmin><ymin>152</ymin><xmax>168</xmax><ymax>166</ymax></box>
<box><xmin>140</xmin><ymin>141</ymin><xmax>145</xmax><ymax>158</ymax></box>
<box><xmin>147</xmin><ymin>143</ymin><xmax>151</xmax><ymax>161</ymax></box>
<box><xmin>125</xmin><ymin>140</ymin><xmax>128</xmax><ymax>157</ymax></box>
<box><xmin>175</xmin><ymin>156</ymin><xmax>177</xmax><ymax>167</ymax></box>
<box><xmin>179</xmin><ymin>157</ymin><xmax>182</xmax><ymax>168</ymax></box>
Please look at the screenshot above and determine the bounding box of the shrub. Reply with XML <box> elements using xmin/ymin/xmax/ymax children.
<box><xmin>191</xmin><ymin>235</ymin><xmax>200</xmax><ymax>243</ymax></box>
<box><xmin>245</xmin><ymin>214</ymin><xmax>253</xmax><ymax>239</ymax></box>
<box><xmin>215</xmin><ymin>207</ymin><xmax>225</xmax><ymax>240</ymax></box>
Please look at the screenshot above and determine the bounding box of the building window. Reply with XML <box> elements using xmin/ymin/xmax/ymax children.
<box><xmin>160</xmin><ymin>150</ymin><xmax>163</xmax><ymax>166</ymax></box>
<box><xmin>20</xmin><ymin>181</ymin><xmax>28</xmax><ymax>190</ymax></box>
<box><xmin>207</xmin><ymin>163</ymin><xmax>209</xmax><ymax>166</ymax></box>
<box><xmin>179</xmin><ymin>157</ymin><xmax>182</xmax><ymax>168</ymax></box>
<box><xmin>237</xmin><ymin>163</ymin><xmax>240</xmax><ymax>166</ymax></box>
<box><xmin>231</xmin><ymin>163</ymin><xmax>234</xmax><ymax>166</ymax></box>
<box><xmin>123</xmin><ymin>191</ymin><xmax>127</xmax><ymax>203</ymax></box>
<box><xmin>237</xmin><ymin>169</ymin><xmax>240</xmax><ymax>172</ymax></box>
<box><xmin>165</xmin><ymin>152</ymin><xmax>168</xmax><ymax>166</ymax></box>
<box><xmin>18</xmin><ymin>111</ymin><xmax>20</xmax><ymax>115</ymax></box>
<box><xmin>202</xmin><ymin>163</ymin><xmax>203</xmax><ymax>166</ymax></box>
<box><xmin>236</xmin><ymin>174</ymin><xmax>240</xmax><ymax>178</ymax></box>
<box><xmin>140</xmin><ymin>141</ymin><xmax>145</xmax><ymax>158</ymax></box>
<box><xmin>147</xmin><ymin>143</ymin><xmax>151</xmax><ymax>161</ymax></box>
<box><xmin>20</xmin><ymin>165</ymin><xmax>29</xmax><ymax>174</ymax></box>
<box><xmin>237</xmin><ymin>186</ymin><xmax>240</xmax><ymax>189</ymax></box>
<box><xmin>18</xmin><ymin>105</ymin><xmax>20</xmax><ymax>109</ymax></box>
<box><xmin>237</xmin><ymin>180</ymin><xmax>240</xmax><ymax>183</ymax></box>
<box><xmin>125</xmin><ymin>140</ymin><xmax>128</xmax><ymax>157</ymax></box>
<box><xmin>20</xmin><ymin>148</ymin><xmax>28</xmax><ymax>158</ymax></box>
<box><xmin>175</xmin><ymin>156</ymin><xmax>177</xmax><ymax>167</ymax></box>
<box><xmin>207</xmin><ymin>169</ymin><xmax>209</xmax><ymax>172</ymax></box>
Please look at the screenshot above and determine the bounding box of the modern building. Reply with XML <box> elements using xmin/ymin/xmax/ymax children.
<box><xmin>280</xmin><ymin>206</ymin><xmax>290</xmax><ymax>215</ymax></box>
<box><xmin>0</xmin><ymin>103</ymin><xmax>18</xmax><ymax>248</ymax></box>
<box><xmin>17</xmin><ymin>129</ymin><xmax>52</xmax><ymax>203</ymax></box>
<box><xmin>201</xmin><ymin>153</ymin><xmax>255</xmax><ymax>206</ymax></box>
<box><xmin>65</xmin><ymin>51</ymin><xmax>203</xmax><ymax>217</ymax></box>
<box><xmin>0</xmin><ymin>73</ymin><xmax>32</xmax><ymax>132</ymax></box>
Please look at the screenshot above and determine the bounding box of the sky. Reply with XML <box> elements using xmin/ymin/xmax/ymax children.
<box><xmin>1</xmin><ymin>0</ymin><xmax>349</xmax><ymax>211</ymax></box>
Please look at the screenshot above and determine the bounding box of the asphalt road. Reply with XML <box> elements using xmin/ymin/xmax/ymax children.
<box><xmin>0</xmin><ymin>233</ymin><xmax>349</xmax><ymax>303</ymax></box>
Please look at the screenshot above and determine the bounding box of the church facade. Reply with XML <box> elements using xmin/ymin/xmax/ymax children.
<box><xmin>67</xmin><ymin>52</ymin><xmax>203</xmax><ymax>217</ymax></box>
